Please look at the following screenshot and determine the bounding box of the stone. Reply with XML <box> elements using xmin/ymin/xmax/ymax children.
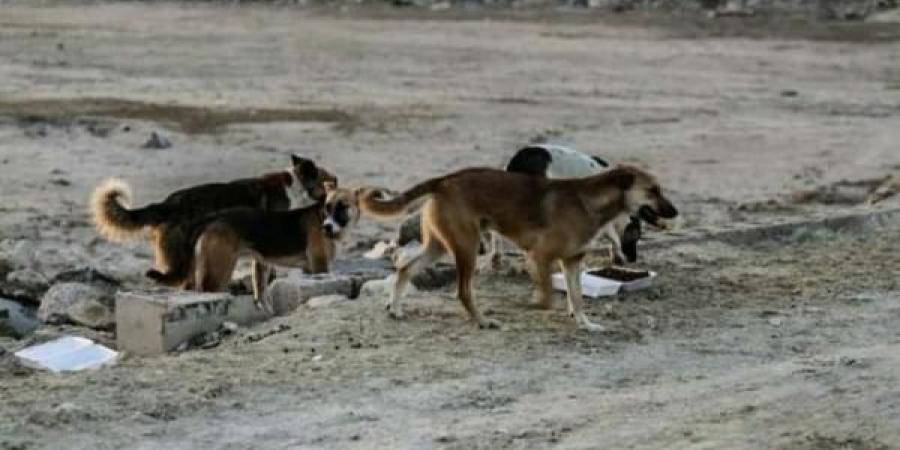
<box><xmin>363</xmin><ymin>241</ymin><xmax>396</xmax><ymax>260</ymax></box>
<box><xmin>397</xmin><ymin>214</ymin><xmax>422</xmax><ymax>246</ymax></box>
<box><xmin>115</xmin><ymin>290</ymin><xmax>270</xmax><ymax>356</ymax></box>
<box><xmin>51</xmin><ymin>267</ymin><xmax>120</xmax><ymax>289</ymax></box>
<box><xmin>411</xmin><ymin>264</ymin><xmax>457</xmax><ymax>290</ymax></box>
<box><xmin>265</xmin><ymin>273</ymin><xmax>354</xmax><ymax>316</ymax></box>
<box><xmin>307</xmin><ymin>294</ymin><xmax>350</xmax><ymax>309</ymax></box>
<box><xmin>38</xmin><ymin>282</ymin><xmax>114</xmax><ymax>330</ymax></box>
<box><xmin>392</xmin><ymin>240</ymin><xmax>422</xmax><ymax>267</ymax></box>
<box><xmin>359</xmin><ymin>275</ymin><xmax>418</xmax><ymax>299</ymax></box>
<box><xmin>0</xmin><ymin>239</ymin><xmax>37</xmax><ymax>269</ymax></box>
<box><xmin>0</xmin><ymin>297</ymin><xmax>39</xmax><ymax>338</ymax></box>
<box><xmin>142</xmin><ymin>131</ymin><xmax>172</xmax><ymax>149</ymax></box>
<box><xmin>4</xmin><ymin>269</ymin><xmax>50</xmax><ymax>301</ymax></box>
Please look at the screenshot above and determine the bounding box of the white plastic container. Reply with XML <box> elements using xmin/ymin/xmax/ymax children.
<box><xmin>14</xmin><ymin>336</ymin><xmax>119</xmax><ymax>373</ymax></box>
<box><xmin>552</xmin><ymin>267</ymin><xmax>657</xmax><ymax>299</ymax></box>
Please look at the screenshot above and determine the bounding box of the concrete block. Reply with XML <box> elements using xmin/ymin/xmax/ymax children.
<box><xmin>307</xmin><ymin>294</ymin><xmax>350</xmax><ymax>309</ymax></box>
<box><xmin>115</xmin><ymin>289</ymin><xmax>269</xmax><ymax>356</ymax></box>
<box><xmin>265</xmin><ymin>273</ymin><xmax>354</xmax><ymax>316</ymax></box>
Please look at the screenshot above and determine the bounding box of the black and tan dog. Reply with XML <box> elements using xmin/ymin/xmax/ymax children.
<box><xmin>359</xmin><ymin>165</ymin><xmax>678</xmax><ymax>332</ymax></box>
<box><xmin>144</xmin><ymin>185</ymin><xmax>361</xmax><ymax>302</ymax></box>
<box><xmin>90</xmin><ymin>155</ymin><xmax>337</xmax><ymax>286</ymax></box>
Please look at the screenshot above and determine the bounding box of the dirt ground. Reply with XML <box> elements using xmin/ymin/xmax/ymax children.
<box><xmin>1</xmin><ymin>2</ymin><xmax>900</xmax><ymax>449</ymax></box>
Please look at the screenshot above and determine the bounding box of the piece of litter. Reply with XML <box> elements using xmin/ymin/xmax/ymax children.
<box><xmin>551</xmin><ymin>267</ymin><xmax>657</xmax><ymax>298</ymax></box>
<box><xmin>312</xmin><ymin>355</ymin><xmax>323</xmax><ymax>362</ymax></box>
<box><xmin>14</xmin><ymin>336</ymin><xmax>118</xmax><ymax>373</ymax></box>
<box><xmin>363</xmin><ymin>241</ymin><xmax>395</xmax><ymax>260</ymax></box>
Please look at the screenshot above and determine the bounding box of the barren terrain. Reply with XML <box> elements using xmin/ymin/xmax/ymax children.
<box><xmin>1</xmin><ymin>2</ymin><xmax>899</xmax><ymax>449</ymax></box>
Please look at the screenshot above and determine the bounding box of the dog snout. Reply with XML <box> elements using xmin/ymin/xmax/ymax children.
<box><xmin>658</xmin><ymin>198</ymin><xmax>678</xmax><ymax>219</ymax></box>
<box><xmin>638</xmin><ymin>205</ymin><xmax>659</xmax><ymax>226</ymax></box>
<box><xmin>323</xmin><ymin>221</ymin><xmax>336</xmax><ymax>237</ymax></box>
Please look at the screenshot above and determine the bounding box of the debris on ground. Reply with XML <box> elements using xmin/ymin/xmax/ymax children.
<box><xmin>38</xmin><ymin>282</ymin><xmax>115</xmax><ymax>330</ymax></box>
<box><xmin>867</xmin><ymin>173</ymin><xmax>900</xmax><ymax>205</ymax></box>
<box><xmin>0</xmin><ymin>297</ymin><xmax>39</xmax><ymax>338</ymax></box>
<box><xmin>364</xmin><ymin>241</ymin><xmax>396</xmax><ymax>260</ymax></box>
<box><xmin>142</xmin><ymin>131</ymin><xmax>172</xmax><ymax>149</ymax></box>
<box><xmin>14</xmin><ymin>336</ymin><xmax>118</xmax><ymax>373</ymax></box>
<box><xmin>307</xmin><ymin>294</ymin><xmax>350</xmax><ymax>309</ymax></box>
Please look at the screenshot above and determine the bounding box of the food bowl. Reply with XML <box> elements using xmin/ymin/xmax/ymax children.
<box><xmin>551</xmin><ymin>266</ymin><xmax>657</xmax><ymax>298</ymax></box>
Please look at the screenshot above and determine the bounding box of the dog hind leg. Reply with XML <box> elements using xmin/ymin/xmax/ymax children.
<box><xmin>195</xmin><ymin>229</ymin><xmax>240</xmax><ymax>293</ymax></box>
<box><xmin>387</xmin><ymin>237</ymin><xmax>444</xmax><ymax>319</ymax></box>
<box><xmin>527</xmin><ymin>253</ymin><xmax>555</xmax><ymax>310</ymax></box>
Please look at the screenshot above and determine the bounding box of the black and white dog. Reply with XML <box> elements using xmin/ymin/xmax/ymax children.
<box><xmin>486</xmin><ymin>144</ymin><xmax>642</xmax><ymax>267</ymax></box>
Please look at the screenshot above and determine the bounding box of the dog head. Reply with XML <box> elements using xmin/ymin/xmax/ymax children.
<box><xmin>286</xmin><ymin>154</ymin><xmax>338</xmax><ymax>208</ymax></box>
<box><xmin>321</xmin><ymin>185</ymin><xmax>362</xmax><ymax>240</ymax></box>
<box><xmin>607</xmin><ymin>165</ymin><xmax>679</xmax><ymax>229</ymax></box>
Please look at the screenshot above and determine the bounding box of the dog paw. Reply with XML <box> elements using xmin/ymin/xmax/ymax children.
<box><xmin>386</xmin><ymin>305</ymin><xmax>406</xmax><ymax>320</ymax></box>
<box><xmin>477</xmin><ymin>318</ymin><xmax>502</xmax><ymax>330</ymax></box>
<box><xmin>577</xmin><ymin>320</ymin><xmax>606</xmax><ymax>333</ymax></box>
<box><xmin>255</xmin><ymin>298</ymin><xmax>275</xmax><ymax>316</ymax></box>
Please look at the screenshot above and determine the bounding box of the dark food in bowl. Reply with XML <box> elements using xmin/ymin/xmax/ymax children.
<box><xmin>588</xmin><ymin>267</ymin><xmax>650</xmax><ymax>282</ymax></box>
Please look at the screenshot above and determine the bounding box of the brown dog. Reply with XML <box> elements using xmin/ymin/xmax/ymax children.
<box><xmin>359</xmin><ymin>165</ymin><xmax>678</xmax><ymax>331</ymax></box>
<box><xmin>144</xmin><ymin>184</ymin><xmax>361</xmax><ymax>304</ymax></box>
<box><xmin>90</xmin><ymin>155</ymin><xmax>337</xmax><ymax>287</ymax></box>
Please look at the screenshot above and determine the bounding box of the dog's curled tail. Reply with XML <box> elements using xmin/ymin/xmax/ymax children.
<box><xmin>90</xmin><ymin>178</ymin><xmax>166</xmax><ymax>241</ymax></box>
<box><xmin>359</xmin><ymin>178</ymin><xmax>441</xmax><ymax>220</ymax></box>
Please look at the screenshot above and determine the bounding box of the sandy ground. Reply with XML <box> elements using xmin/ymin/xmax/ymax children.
<box><xmin>1</xmin><ymin>2</ymin><xmax>900</xmax><ymax>449</ymax></box>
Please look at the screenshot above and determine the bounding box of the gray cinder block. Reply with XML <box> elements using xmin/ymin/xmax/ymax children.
<box><xmin>115</xmin><ymin>290</ymin><xmax>269</xmax><ymax>356</ymax></box>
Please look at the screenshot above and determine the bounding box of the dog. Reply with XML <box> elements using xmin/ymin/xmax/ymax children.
<box><xmin>90</xmin><ymin>154</ymin><xmax>337</xmax><ymax>285</ymax></box>
<box><xmin>487</xmin><ymin>144</ymin><xmax>642</xmax><ymax>268</ymax></box>
<box><xmin>145</xmin><ymin>184</ymin><xmax>361</xmax><ymax>303</ymax></box>
<box><xmin>359</xmin><ymin>165</ymin><xmax>678</xmax><ymax>331</ymax></box>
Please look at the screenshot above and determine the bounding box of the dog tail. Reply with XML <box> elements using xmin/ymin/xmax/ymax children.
<box><xmin>359</xmin><ymin>178</ymin><xmax>441</xmax><ymax>220</ymax></box>
<box><xmin>90</xmin><ymin>178</ymin><xmax>169</xmax><ymax>241</ymax></box>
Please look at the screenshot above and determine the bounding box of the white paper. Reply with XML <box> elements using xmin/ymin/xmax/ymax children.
<box><xmin>14</xmin><ymin>336</ymin><xmax>119</xmax><ymax>373</ymax></box>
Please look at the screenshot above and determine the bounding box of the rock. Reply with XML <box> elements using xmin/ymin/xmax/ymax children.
<box><xmin>221</xmin><ymin>321</ymin><xmax>239</xmax><ymax>335</ymax></box>
<box><xmin>143</xmin><ymin>131</ymin><xmax>172</xmax><ymax>149</ymax></box>
<box><xmin>411</xmin><ymin>264</ymin><xmax>457</xmax><ymax>290</ymax></box>
<box><xmin>364</xmin><ymin>241</ymin><xmax>396</xmax><ymax>260</ymax></box>
<box><xmin>6</xmin><ymin>269</ymin><xmax>49</xmax><ymax>292</ymax></box>
<box><xmin>397</xmin><ymin>214</ymin><xmax>422</xmax><ymax>246</ymax></box>
<box><xmin>0</xmin><ymin>239</ymin><xmax>37</xmax><ymax>269</ymax></box>
<box><xmin>307</xmin><ymin>294</ymin><xmax>350</xmax><ymax>309</ymax></box>
<box><xmin>392</xmin><ymin>240</ymin><xmax>422</xmax><ymax>267</ymax></box>
<box><xmin>867</xmin><ymin>173</ymin><xmax>899</xmax><ymax>205</ymax></box>
<box><xmin>2</xmin><ymin>269</ymin><xmax>50</xmax><ymax>304</ymax></box>
<box><xmin>51</xmin><ymin>267</ymin><xmax>120</xmax><ymax>288</ymax></box>
<box><xmin>0</xmin><ymin>258</ymin><xmax>11</xmax><ymax>279</ymax></box>
<box><xmin>38</xmin><ymin>283</ymin><xmax>114</xmax><ymax>330</ymax></box>
<box><xmin>360</xmin><ymin>275</ymin><xmax>418</xmax><ymax>299</ymax></box>
<box><xmin>0</xmin><ymin>298</ymin><xmax>40</xmax><ymax>338</ymax></box>
<box><xmin>265</xmin><ymin>273</ymin><xmax>354</xmax><ymax>316</ymax></box>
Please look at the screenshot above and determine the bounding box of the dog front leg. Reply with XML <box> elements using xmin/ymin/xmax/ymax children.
<box><xmin>560</xmin><ymin>255</ymin><xmax>605</xmax><ymax>332</ymax></box>
<box><xmin>252</xmin><ymin>260</ymin><xmax>274</xmax><ymax>314</ymax></box>
<box><xmin>603</xmin><ymin>225</ymin><xmax>626</xmax><ymax>266</ymax></box>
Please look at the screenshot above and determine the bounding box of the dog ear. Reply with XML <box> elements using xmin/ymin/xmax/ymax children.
<box><xmin>293</xmin><ymin>156</ymin><xmax>319</xmax><ymax>181</ymax></box>
<box><xmin>608</xmin><ymin>169</ymin><xmax>635</xmax><ymax>190</ymax></box>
